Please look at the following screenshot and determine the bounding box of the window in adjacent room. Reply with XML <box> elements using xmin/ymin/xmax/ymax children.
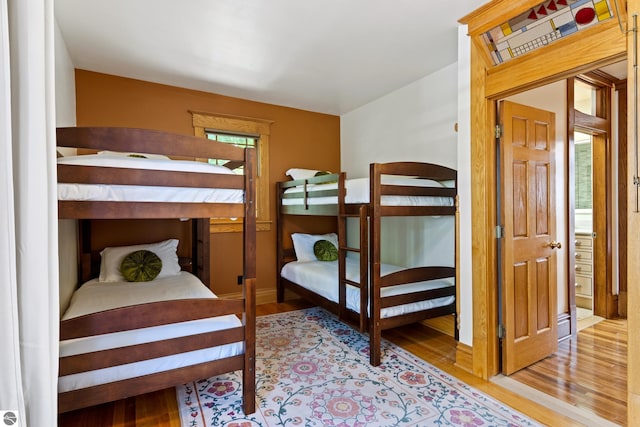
<box><xmin>191</xmin><ymin>111</ymin><xmax>273</xmax><ymax>233</ymax></box>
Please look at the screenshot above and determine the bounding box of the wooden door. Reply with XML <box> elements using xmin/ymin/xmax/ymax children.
<box><xmin>500</xmin><ymin>100</ymin><xmax>558</xmax><ymax>375</ymax></box>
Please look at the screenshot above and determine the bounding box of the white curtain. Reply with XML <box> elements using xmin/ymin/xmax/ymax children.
<box><xmin>0</xmin><ymin>0</ymin><xmax>59</xmax><ymax>425</ymax></box>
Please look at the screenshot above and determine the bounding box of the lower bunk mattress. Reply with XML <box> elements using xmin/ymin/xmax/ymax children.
<box><xmin>59</xmin><ymin>271</ymin><xmax>243</xmax><ymax>393</ymax></box>
<box><xmin>280</xmin><ymin>257</ymin><xmax>455</xmax><ymax>318</ymax></box>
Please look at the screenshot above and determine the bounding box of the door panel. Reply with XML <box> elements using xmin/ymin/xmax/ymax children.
<box><xmin>536</xmin><ymin>259</ymin><xmax>550</xmax><ymax>330</ymax></box>
<box><xmin>500</xmin><ymin>100</ymin><xmax>558</xmax><ymax>375</ymax></box>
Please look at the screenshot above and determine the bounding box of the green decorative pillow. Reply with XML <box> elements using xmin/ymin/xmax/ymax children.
<box><xmin>313</xmin><ymin>239</ymin><xmax>338</xmax><ymax>261</ymax></box>
<box><xmin>120</xmin><ymin>250</ymin><xmax>163</xmax><ymax>282</ymax></box>
<box><xmin>314</xmin><ymin>170</ymin><xmax>337</xmax><ymax>184</ymax></box>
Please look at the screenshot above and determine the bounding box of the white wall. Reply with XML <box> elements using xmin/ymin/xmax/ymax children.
<box><xmin>54</xmin><ymin>17</ymin><xmax>78</xmax><ymax>315</ymax></box>
<box><xmin>456</xmin><ymin>25</ymin><xmax>473</xmax><ymax>345</ymax></box>
<box><xmin>341</xmin><ymin>62</ymin><xmax>458</xmax><ymax>177</ymax></box>
<box><xmin>55</xmin><ymin>18</ymin><xmax>75</xmax><ymax>131</ymax></box>
<box><xmin>341</xmin><ymin>51</ymin><xmax>465</xmax><ymax>341</ymax></box>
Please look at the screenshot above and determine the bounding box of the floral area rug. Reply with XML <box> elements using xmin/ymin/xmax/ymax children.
<box><xmin>176</xmin><ymin>307</ymin><xmax>542</xmax><ymax>426</ymax></box>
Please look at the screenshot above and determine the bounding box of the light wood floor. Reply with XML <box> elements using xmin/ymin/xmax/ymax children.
<box><xmin>509</xmin><ymin>317</ymin><xmax>627</xmax><ymax>426</ymax></box>
<box><xmin>58</xmin><ymin>301</ymin><xmax>626</xmax><ymax>426</ymax></box>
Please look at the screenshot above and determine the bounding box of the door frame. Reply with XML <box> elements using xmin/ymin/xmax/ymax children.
<box><xmin>460</xmin><ymin>0</ymin><xmax>628</xmax><ymax>380</ymax></box>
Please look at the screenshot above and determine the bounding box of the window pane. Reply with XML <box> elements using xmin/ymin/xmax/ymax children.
<box><xmin>574</xmin><ymin>80</ymin><xmax>596</xmax><ymax>116</ymax></box>
<box><xmin>574</xmin><ymin>131</ymin><xmax>592</xmax><ymax>210</ymax></box>
<box><xmin>205</xmin><ymin>130</ymin><xmax>257</xmax><ymax>172</ymax></box>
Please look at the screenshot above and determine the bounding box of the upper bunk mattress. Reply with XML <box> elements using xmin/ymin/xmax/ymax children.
<box><xmin>57</xmin><ymin>153</ymin><xmax>244</xmax><ymax>203</ymax></box>
<box><xmin>282</xmin><ymin>175</ymin><xmax>454</xmax><ymax>206</ymax></box>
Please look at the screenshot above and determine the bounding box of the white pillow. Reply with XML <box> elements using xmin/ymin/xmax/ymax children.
<box><xmin>97</xmin><ymin>150</ymin><xmax>171</xmax><ymax>160</ymax></box>
<box><xmin>285</xmin><ymin>168</ymin><xmax>321</xmax><ymax>181</ymax></box>
<box><xmin>382</xmin><ymin>175</ymin><xmax>447</xmax><ymax>188</ymax></box>
<box><xmin>291</xmin><ymin>232</ymin><xmax>338</xmax><ymax>262</ymax></box>
<box><xmin>99</xmin><ymin>239</ymin><xmax>181</xmax><ymax>282</ymax></box>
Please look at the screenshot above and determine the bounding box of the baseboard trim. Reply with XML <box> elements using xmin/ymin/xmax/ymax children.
<box><xmin>455</xmin><ymin>341</ymin><xmax>473</xmax><ymax>373</ymax></box>
<box><xmin>619</xmin><ymin>291</ymin><xmax>627</xmax><ymax>317</ymax></box>
<box><xmin>218</xmin><ymin>288</ymin><xmax>277</xmax><ymax>306</ymax></box>
<box><xmin>557</xmin><ymin>312</ymin><xmax>571</xmax><ymax>341</ymax></box>
<box><xmin>420</xmin><ymin>314</ymin><xmax>455</xmax><ymax>337</ymax></box>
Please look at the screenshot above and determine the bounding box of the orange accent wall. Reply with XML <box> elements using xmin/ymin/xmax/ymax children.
<box><xmin>74</xmin><ymin>70</ymin><xmax>340</xmax><ymax>296</ymax></box>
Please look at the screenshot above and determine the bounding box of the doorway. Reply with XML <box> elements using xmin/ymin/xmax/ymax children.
<box><xmin>573</xmin><ymin>130</ymin><xmax>600</xmax><ymax>323</ymax></box>
<box><xmin>459</xmin><ymin>0</ymin><xmax>637</xmax><ymax>422</ymax></box>
<box><xmin>569</xmin><ymin>67</ymin><xmax>627</xmax><ymax>322</ymax></box>
<box><xmin>495</xmin><ymin>63</ymin><xmax>628</xmax><ymax>424</ymax></box>
<box><xmin>498</xmin><ymin>63</ymin><xmax>626</xmax><ymax>345</ymax></box>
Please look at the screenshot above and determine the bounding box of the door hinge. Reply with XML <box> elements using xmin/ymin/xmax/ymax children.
<box><xmin>495</xmin><ymin>124</ymin><xmax>503</xmax><ymax>139</ymax></box>
<box><xmin>498</xmin><ymin>324</ymin><xmax>505</xmax><ymax>339</ymax></box>
<box><xmin>495</xmin><ymin>225</ymin><xmax>504</xmax><ymax>239</ymax></box>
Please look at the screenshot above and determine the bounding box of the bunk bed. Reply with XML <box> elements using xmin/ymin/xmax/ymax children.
<box><xmin>56</xmin><ymin>127</ymin><xmax>256</xmax><ymax>414</ymax></box>
<box><xmin>276</xmin><ymin>162</ymin><xmax>457</xmax><ymax>366</ymax></box>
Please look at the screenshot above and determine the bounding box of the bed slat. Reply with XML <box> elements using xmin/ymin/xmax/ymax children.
<box><xmin>60</xmin><ymin>299</ymin><xmax>244</xmax><ymax>340</ymax></box>
<box><xmin>379</xmin><ymin>184</ymin><xmax>456</xmax><ymax>197</ymax></box>
<box><xmin>58</xmin><ymin>355</ymin><xmax>245</xmax><ymax>413</ymax></box>
<box><xmin>380</xmin><ymin>287</ymin><xmax>456</xmax><ymax>309</ymax></box>
<box><xmin>379</xmin><ymin>304</ymin><xmax>456</xmax><ymax>330</ymax></box>
<box><xmin>58</xmin><ymin>201</ymin><xmax>245</xmax><ymax>219</ymax></box>
<box><xmin>58</xmin><ymin>164</ymin><xmax>244</xmax><ymax>188</ymax></box>
<box><xmin>373</xmin><ymin>161</ymin><xmax>457</xmax><ymax>181</ymax></box>
<box><xmin>59</xmin><ymin>327</ymin><xmax>244</xmax><ymax>375</ymax></box>
<box><xmin>376</xmin><ymin>205</ymin><xmax>456</xmax><ymax>216</ymax></box>
<box><xmin>57</xmin><ymin>127</ymin><xmax>246</xmax><ymax>161</ymax></box>
<box><xmin>380</xmin><ymin>266</ymin><xmax>455</xmax><ymax>287</ymax></box>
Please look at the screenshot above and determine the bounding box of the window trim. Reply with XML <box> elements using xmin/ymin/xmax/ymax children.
<box><xmin>191</xmin><ymin>111</ymin><xmax>273</xmax><ymax>233</ymax></box>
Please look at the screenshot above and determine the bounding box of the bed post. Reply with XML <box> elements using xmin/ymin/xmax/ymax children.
<box><xmin>358</xmin><ymin>204</ymin><xmax>369</xmax><ymax>333</ymax></box>
<box><xmin>455</xmin><ymin>190</ymin><xmax>460</xmax><ymax>341</ymax></box>
<box><xmin>242</xmin><ymin>146</ymin><xmax>257</xmax><ymax>415</ymax></box>
<box><xmin>192</xmin><ymin>219</ymin><xmax>198</xmax><ymax>277</ymax></box>
<box><xmin>338</xmin><ymin>173</ymin><xmax>347</xmax><ymax>322</ymax></box>
<box><xmin>194</xmin><ymin>218</ymin><xmax>211</xmax><ymax>288</ymax></box>
<box><xmin>77</xmin><ymin>219</ymin><xmax>94</xmax><ymax>283</ymax></box>
<box><xmin>369</xmin><ymin>163</ymin><xmax>382</xmax><ymax>366</ymax></box>
<box><xmin>276</xmin><ymin>181</ymin><xmax>285</xmax><ymax>303</ymax></box>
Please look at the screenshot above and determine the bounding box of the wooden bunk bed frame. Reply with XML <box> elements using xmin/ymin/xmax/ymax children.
<box><xmin>56</xmin><ymin>127</ymin><xmax>256</xmax><ymax>414</ymax></box>
<box><xmin>276</xmin><ymin>161</ymin><xmax>458</xmax><ymax>366</ymax></box>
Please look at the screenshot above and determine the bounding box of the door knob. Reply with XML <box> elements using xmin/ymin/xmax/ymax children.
<box><xmin>547</xmin><ymin>240</ymin><xmax>562</xmax><ymax>249</ymax></box>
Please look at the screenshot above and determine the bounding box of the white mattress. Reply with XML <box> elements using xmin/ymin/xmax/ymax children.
<box><xmin>58</xmin><ymin>154</ymin><xmax>244</xmax><ymax>203</ymax></box>
<box><xmin>282</xmin><ymin>175</ymin><xmax>454</xmax><ymax>206</ymax></box>
<box><xmin>280</xmin><ymin>257</ymin><xmax>454</xmax><ymax>318</ymax></box>
<box><xmin>59</xmin><ymin>272</ymin><xmax>243</xmax><ymax>393</ymax></box>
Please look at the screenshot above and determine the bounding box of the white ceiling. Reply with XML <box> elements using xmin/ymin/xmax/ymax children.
<box><xmin>54</xmin><ymin>0</ymin><xmax>488</xmax><ymax>116</ymax></box>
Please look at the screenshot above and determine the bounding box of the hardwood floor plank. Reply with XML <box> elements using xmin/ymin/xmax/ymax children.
<box><xmin>509</xmin><ymin>318</ymin><xmax>627</xmax><ymax>426</ymax></box>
